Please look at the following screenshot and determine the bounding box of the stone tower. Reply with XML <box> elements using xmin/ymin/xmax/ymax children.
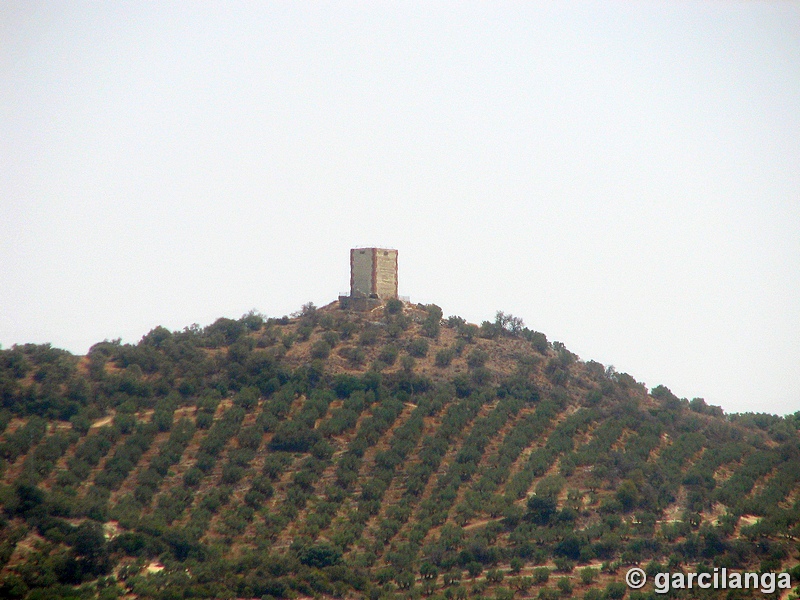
<box><xmin>350</xmin><ymin>248</ymin><xmax>398</xmax><ymax>299</ymax></box>
<box><xmin>340</xmin><ymin>248</ymin><xmax>398</xmax><ymax>310</ymax></box>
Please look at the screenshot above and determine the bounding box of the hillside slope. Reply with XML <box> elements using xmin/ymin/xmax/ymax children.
<box><xmin>0</xmin><ymin>300</ymin><xmax>799</xmax><ymax>600</ymax></box>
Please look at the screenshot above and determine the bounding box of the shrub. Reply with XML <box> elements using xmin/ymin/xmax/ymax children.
<box><xmin>379</xmin><ymin>345</ymin><xmax>399</xmax><ymax>366</ymax></box>
<box><xmin>533</xmin><ymin>567</ymin><xmax>550</xmax><ymax>584</ymax></box>
<box><xmin>298</xmin><ymin>543</ymin><xmax>342</xmax><ymax>568</ymax></box>
<box><xmin>338</xmin><ymin>346</ymin><xmax>366</xmax><ymax>366</ymax></box>
<box><xmin>553</xmin><ymin>557</ymin><xmax>575</xmax><ymax>573</ymax></box>
<box><xmin>322</xmin><ymin>331</ymin><xmax>340</xmax><ymax>347</ymax></box>
<box><xmin>557</xmin><ymin>577</ymin><xmax>573</xmax><ymax>597</ymax></box>
<box><xmin>495</xmin><ymin>588</ymin><xmax>515</xmax><ymax>600</ymax></box>
<box><xmin>420</xmin><ymin>563</ymin><xmax>439</xmax><ymax>580</ymax></box>
<box><xmin>510</xmin><ymin>557</ymin><xmax>524</xmax><ymax>574</ymax></box>
<box><xmin>467</xmin><ymin>562</ymin><xmax>483</xmax><ymax>578</ymax></box>
<box><xmin>262</xmin><ymin>453</ymin><xmax>292</xmax><ymax>480</ymax></box>
<box><xmin>435</xmin><ymin>348</ymin><xmax>455</xmax><ymax>368</ymax></box>
<box><xmin>495</xmin><ymin>311</ymin><xmax>525</xmax><ymax>335</ymax></box>
<box><xmin>269</xmin><ymin>421</ymin><xmax>320</xmax><ymax>452</ymax></box>
<box><xmin>339</xmin><ymin>321</ymin><xmax>358</xmax><ymax>340</ymax></box>
<box><xmin>311</xmin><ymin>440</ymin><xmax>334</xmax><ymax>461</ymax></box>
<box><xmin>604</xmin><ymin>582</ymin><xmax>627</xmax><ymax>600</ymax></box>
<box><xmin>234</xmin><ymin>386</ymin><xmax>260</xmax><ymax>410</ymax></box>
<box><xmin>486</xmin><ymin>569</ymin><xmax>504</xmax><ymax>584</ymax></box>
<box><xmin>471</xmin><ymin>367</ymin><xmax>492</xmax><ymax>384</ymax></box>
<box><xmin>467</xmin><ymin>348</ymin><xmax>488</xmax><ymax>369</ymax></box>
<box><xmin>458</xmin><ymin>323</ymin><xmax>479</xmax><ymax>342</ymax></box>
<box><xmin>385</xmin><ymin>299</ymin><xmax>404</xmax><ymax>315</ymax></box>
<box><xmin>297</xmin><ymin>323</ymin><xmax>314</xmax><ymax>341</ymax></box>
<box><xmin>113</xmin><ymin>413</ymin><xmax>136</xmax><ymax>435</ymax></box>
<box><xmin>529</xmin><ymin>331</ymin><xmax>548</xmax><ymax>353</ymax></box>
<box><xmin>221</xmin><ymin>463</ymin><xmax>245</xmax><ymax>485</ymax></box>
<box><xmin>584</xmin><ymin>589</ymin><xmax>603</xmax><ymax>600</ymax></box>
<box><xmin>422</xmin><ymin>304</ymin><xmax>443</xmax><ymax>338</ymax></box>
<box><xmin>444</xmin><ymin>570</ymin><xmax>462</xmax><ymax>586</ymax></box>
<box><xmin>446</xmin><ymin>315</ymin><xmax>466</xmax><ymax>328</ymax></box>
<box><xmin>579</xmin><ymin>567</ymin><xmax>598</xmax><ymax>586</ymax></box>
<box><xmin>183</xmin><ymin>467</ymin><xmax>202</xmax><ymax>487</ymax></box>
<box><xmin>479</xmin><ymin>321</ymin><xmax>500</xmax><ymax>339</ymax></box>
<box><xmin>408</xmin><ymin>338</ymin><xmax>429</xmax><ymax>358</ymax></box>
<box><xmin>332</xmin><ymin>374</ymin><xmax>364</xmax><ymax>398</ymax></box>
<box><xmin>310</xmin><ymin>341</ymin><xmax>331</xmax><ymax>360</ymax></box>
<box><xmin>195</xmin><ymin>412</ymin><xmax>213</xmax><ymax>430</ymax></box>
<box><xmin>359</xmin><ymin>327</ymin><xmax>380</xmax><ymax>346</ymax></box>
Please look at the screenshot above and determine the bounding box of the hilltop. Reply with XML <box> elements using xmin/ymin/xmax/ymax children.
<box><xmin>0</xmin><ymin>299</ymin><xmax>799</xmax><ymax>600</ymax></box>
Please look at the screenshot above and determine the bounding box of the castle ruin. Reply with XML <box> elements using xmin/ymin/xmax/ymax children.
<box><xmin>339</xmin><ymin>248</ymin><xmax>398</xmax><ymax>310</ymax></box>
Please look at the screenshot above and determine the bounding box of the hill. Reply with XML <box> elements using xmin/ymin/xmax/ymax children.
<box><xmin>0</xmin><ymin>299</ymin><xmax>799</xmax><ymax>600</ymax></box>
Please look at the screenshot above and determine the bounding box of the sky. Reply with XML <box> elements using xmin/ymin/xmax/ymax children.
<box><xmin>2</xmin><ymin>2</ymin><xmax>799</xmax><ymax>415</ymax></box>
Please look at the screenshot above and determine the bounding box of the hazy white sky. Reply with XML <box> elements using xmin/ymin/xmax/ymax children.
<box><xmin>2</xmin><ymin>2</ymin><xmax>799</xmax><ymax>415</ymax></box>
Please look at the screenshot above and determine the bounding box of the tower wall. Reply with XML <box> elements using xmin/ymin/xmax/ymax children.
<box><xmin>374</xmin><ymin>249</ymin><xmax>398</xmax><ymax>299</ymax></box>
<box><xmin>350</xmin><ymin>249</ymin><xmax>374</xmax><ymax>297</ymax></box>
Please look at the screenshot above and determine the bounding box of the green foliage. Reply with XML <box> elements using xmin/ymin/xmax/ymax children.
<box><xmin>528</xmin><ymin>331</ymin><xmax>549</xmax><ymax>353</ymax></box>
<box><xmin>457</xmin><ymin>323</ymin><xmax>479</xmax><ymax>342</ymax></box>
<box><xmin>651</xmin><ymin>385</ymin><xmax>682</xmax><ymax>411</ymax></box>
<box><xmin>234</xmin><ymin>386</ymin><xmax>260</xmax><ymax>409</ymax></box>
<box><xmin>494</xmin><ymin>311</ymin><xmax>524</xmax><ymax>336</ymax></box>
<box><xmin>509</xmin><ymin>557</ymin><xmax>523</xmax><ymax>574</ymax></box>
<box><xmin>310</xmin><ymin>340</ymin><xmax>332</xmax><ymax>360</ymax></box>
<box><xmin>339</xmin><ymin>346</ymin><xmax>366</xmax><ymax>366</ymax></box>
<box><xmin>435</xmin><ymin>348</ymin><xmax>455</xmax><ymax>368</ymax></box>
<box><xmin>604</xmin><ymin>582</ymin><xmax>627</xmax><ymax>600</ymax></box>
<box><xmin>446</xmin><ymin>315</ymin><xmax>466</xmax><ymax>329</ymax></box>
<box><xmin>526</xmin><ymin>496</ymin><xmax>557</xmax><ymax>525</ymax></box>
<box><xmin>479</xmin><ymin>320</ymin><xmax>499</xmax><ymax>339</ymax></box>
<box><xmin>0</xmin><ymin>417</ymin><xmax>47</xmax><ymax>462</ymax></box>
<box><xmin>204</xmin><ymin>317</ymin><xmax>246</xmax><ymax>347</ymax></box>
<box><xmin>270</xmin><ymin>421</ymin><xmax>320</xmax><ymax>453</ymax></box>
<box><xmin>444</xmin><ymin>569</ymin><xmax>463</xmax><ymax>586</ymax></box>
<box><xmin>553</xmin><ymin>557</ymin><xmax>575</xmax><ymax>573</ymax></box>
<box><xmin>485</xmin><ymin>568</ymin><xmax>503</xmax><ymax>584</ymax></box>
<box><xmin>466</xmin><ymin>348</ymin><xmax>488</xmax><ymax>369</ymax></box>
<box><xmin>1</xmin><ymin>303</ymin><xmax>799</xmax><ymax>600</ymax></box>
<box><xmin>359</xmin><ymin>326</ymin><xmax>381</xmax><ymax>346</ymax></box>
<box><xmin>532</xmin><ymin>567</ymin><xmax>550</xmax><ymax>584</ymax></box>
<box><xmin>422</xmin><ymin>305</ymin><xmax>443</xmax><ymax>338</ymax></box>
<box><xmin>557</xmin><ymin>576</ymin><xmax>573</xmax><ymax>597</ymax></box>
<box><xmin>466</xmin><ymin>561</ymin><xmax>483</xmax><ymax>578</ymax></box>
<box><xmin>420</xmin><ymin>562</ymin><xmax>439</xmax><ymax>580</ymax></box>
<box><xmin>379</xmin><ymin>345</ymin><xmax>399</xmax><ymax>366</ymax></box>
<box><xmin>322</xmin><ymin>330</ymin><xmax>340</xmax><ymax>348</ymax></box>
<box><xmin>297</xmin><ymin>543</ymin><xmax>342</xmax><ymax>567</ymax></box>
<box><xmin>584</xmin><ymin>589</ymin><xmax>603</xmax><ymax>600</ymax></box>
<box><xmin>332</xmin><ymin>374</ymin><xmax>364</xmax><ymax>398</ymax></box>
<box><xmin>536</xmin><ymin>475</ymin><xmax>566</xmax><ymax>499</ymax></box>
<box><xmin>579</xmin><ymin>567</ymin><xmax>598</xmax><ymax>586</ymax></box>
<box><xmin>408</xmin><ymin>338</ymin><xmax>429</xmax><ymax>358</ymax></box>
<box><xmin>385</xmin><ymin>299</ymin><xmax>404</xmax><ymax>315</ymax></box>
